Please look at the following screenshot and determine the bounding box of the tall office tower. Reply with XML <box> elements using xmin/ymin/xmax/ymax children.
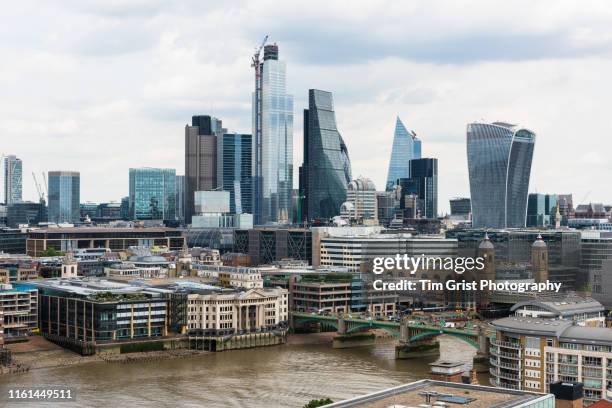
<box><xmin>3</xmin><ymin>155</ymin><xmax>22</xmax><ymax>205</ymax></box>
<box><xmin>48</xmin><ymin>171</ymin><xmax>80</xmax><ymax>223</ymax></box>
<box><xmin>398</xmin><ymin>158</ymin><xmax>438</xmax><ymax>219</ymax></box>
<box><xmin>300</xmin><ymin>89</ymin><xmax>351</xmax><ymax>222</ymax></box>
<box><xmin>129</xmin><ymin>168</ymin><xmax>176</xmax><ymax>221</ymax></box>
<box><xmin>467</xmin><ymin>122</ymin><xmax>536</xmax><ymax>229</ymax></box>
<box><xmin>527</xmin><ymin>193</ymin><xmax>558</xmax><ymax>228</ymax></box>
<box><xmin>218</xmin><ymin>133</ymin><xmax>252</xmax><ymax>215</ymax></box>
<box><xmin>385</xmin><ymin>117</ymin><xmax>421</xmax><ymax>191</ymax></box>
<box><xmin>175</xmin><ymin>175</ymin><xmax>185</xmax><ymax>223</ymax></box>
<box><xmin>252</xmin><ymin>42</ymin><xmax>294</xmax><ymax>225</ymax></box>
<box><xmin>185</xmin><ymin>115</ymin><xmax>223</xmax><ymax>224</ymax></box>
<box><xmin>449</xmin><ymin>197</ymin><xmax>471</xmax><ymax>217</ymax></box>
<box><xmin>120</xmin><ymin>196</ymin><xmax>130</xmax><ymax>220</ymax></box>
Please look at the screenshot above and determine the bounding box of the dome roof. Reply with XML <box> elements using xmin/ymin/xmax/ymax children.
<box><xmin>348</xmin><ymin>177</ymin><xmax>376</xmax><ymax>191</ymax></box>
<box><xmin>479</xmin><ymin>233</ymin><xmax>494</xmax><ymax>249</ymax></box>
<box><xmin>532</xmin><ymin>234</ymin><xmax>547</xmax><ymax>248</ymax></box>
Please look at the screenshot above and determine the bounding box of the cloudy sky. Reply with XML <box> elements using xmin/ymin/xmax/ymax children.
<box><xmin>2</xmin><ymin>0</ymin><xmax>612</xmax><ymax>212</ymax></box>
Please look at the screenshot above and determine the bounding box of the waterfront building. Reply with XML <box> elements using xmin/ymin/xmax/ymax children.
<box><xmin>3</xmin><ymin>155</ymin><xmax>22</xmax><ymax>205</ymax></box>
<box><xmin>0</xmin><ymin>283</ymin><xmax>37</xmax><ymax>339</ymax></box>
<box><xmin>300</xmin><ymin>89</ymin><xmax>352</xmax><ymax>222</ymax></box>
<box><xmin>467</xmin><ymin>122</ymin><xmax>536</xmax><ymax>228</ymax></box>
<box><xmin>252</xmin><ymin>43</ymin><xmax>294</xmax><ymax>225</ymax></box>
<box><xmin>185</xmin><ymin>115</ymin><xmax>224</xmax><ymax>224</ymax></box>
<box><xmin>36</xmin><ymin>278</ymin><xmax>169</xmax><ymax>342</ymax></box>
<box><xmin>340</xmin><ymin>177</ymin><xmax>377</xmax><ymax>225</ymax></box>
<box><xmin>233</xmin><ymin>227</ymin><xmax>312</xmax><ymax>265</ymax></box>
<box><xmin>446</xmin><ymin>229</ymin><xmax>581</xmax><ymax>290</ymax></box>
<box><xmin>491</xmin><ymin>315</ymin><xmax>612</xmax><ymax>403</ymax></box>
<box><xmin>385</xmin><ymin>117</ymin><xmax>422</xmax><ymax>191</ymax></box>
<box><xmin>6</xmin><ymin>201</ymin><xmax>47</xmax><ymax>227</ymax></box>
<box><xmin>398</xmin><ymin>158</ymin><xmax>438</xmax><ymax>219</ymax></box>
<box><xmin>175</xmin><ymin>175</ymin><xmax>185</xmax><ymax>224</ymax></box>
<box><xmin>129</xmin><ymin>168</ymin><xmax>176</xmax><ymax>221</ymax></box>
<box><xmin>26</xmin><ymin>226</ymin><xmax>185</xmax><ymax>256</ymax></box>
<box><xmin>527</xmin><ymin>193</ymin><xmax>559</xmax><ymax>228</ymax></box>
<box><xmin>218</xmin><ymin>133</ymin><xmax>252</xmax><ymax>215</ymax></box>
<box><xmin>510</xmin><ymin>296</ymin><xmax>605</xmax><ymax>326</ymax></box>
<box><xmin>324</xmin><ymin>379</ymin><xmax>554</xmax><ymax>408</ymax></box>
<box><xmin>449</xmin><ymin>197</ymin><xmax>471</xmax><ymax>217</ymax></box>
<box><xmin>48</xmin><ymin>171</ymin><xmax>80</xmax><ymax>224</ymax></box>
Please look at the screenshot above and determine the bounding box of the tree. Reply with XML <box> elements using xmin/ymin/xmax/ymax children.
<box><xmin>41</xmin><ymin>247</ymin><xmax>63</xmax><ymax>257</ymax></box>
<box><xmin>303</xmin><ymin>398</ymin><xmax>333</xmax><ymax>408</ymax></box>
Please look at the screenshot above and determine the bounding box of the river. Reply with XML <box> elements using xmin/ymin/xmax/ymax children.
<box><xmin>0</xmin><ymin>335</ymin><xmax>484</xmax><ymax>408</ymax></box>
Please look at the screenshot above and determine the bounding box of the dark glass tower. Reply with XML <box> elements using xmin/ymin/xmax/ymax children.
<box><xmin>48</xmin><ymin>171</ymin><xmax>80</xmax><ymax>223</ymax></box>
<box><xmin>300</xmin><ymin>89</ymin><xmax>352</xmax><ymax>222</ymax></box>
<box><xmin>398</xmin><ymin>158</ymin><xmax>438</xmax><ymax>219</ymax></box>
<box><xmin>467</xmin><ymin>122</ymin><xmax>536</xmax><ymax>229</ymax></box>
<box><xmin>218</xmin><ymin>133</ymin><xmax>252</xmax><ymax>215</ymax></box>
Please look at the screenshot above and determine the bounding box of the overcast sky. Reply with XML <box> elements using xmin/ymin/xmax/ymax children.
<box><xmin>2</xmin><ymin>0</ymin><xmax>612</xmax><ymax>212</ymax></box>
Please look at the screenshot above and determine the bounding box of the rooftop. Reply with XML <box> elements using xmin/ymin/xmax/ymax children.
<box><xmin>510</xmin><ymin>296</ymin><xmax>604</xmax><ymax>317</ymax></box>
<box><xmin>322</xmin><ymin>379</ymin><xmax>552</xmax><ymax>408</ymax></box>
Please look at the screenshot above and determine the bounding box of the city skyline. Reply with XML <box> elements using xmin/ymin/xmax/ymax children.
<box><xmin>3</xmin><ymin>1</ymin><xmax>612</xmax><ymax>213</ymax></box>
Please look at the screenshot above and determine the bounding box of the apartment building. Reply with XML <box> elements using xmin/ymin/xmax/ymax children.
<box><xmin>491</xmin><ymin>316</ymin><xmax>612</xmax><ymax>405</ymax></box>
<box><xmin>0</xmin><ymin>283</ymin><xmax>38</xmax><ymax>339</ymax></box>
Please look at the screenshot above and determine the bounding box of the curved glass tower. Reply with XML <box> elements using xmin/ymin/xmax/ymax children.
<box><xmin>386</xmin><ymin>117</ymin><xmax>421</xmax><ymax>190</ymax></box>
<box><xmin>302</xmin><ymin>89</ymin><xmax>352</xmax><ymax>221</ymax></box>
<box><xmin>467</xmin><ymin>122</ymin><xmax>536</xmax><ymax>229</ymax></box>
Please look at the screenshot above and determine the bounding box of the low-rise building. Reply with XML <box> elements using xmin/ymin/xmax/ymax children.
<box><xmin>511</xmin><ymin>296</ymin><xmax>605</xmax><ymax>327</ymax></box>
<box><xmin>192</xmin><ymin>264</ymin><xmax>263</xmax><ymax>289</ymax></box>
<box><xmin>105</xmin><ymin>263</ymin><xmax>168</xmax><ymax>279</ymax></box>
<box><xmin>0</xmin><ymin>283</ymin><xmax>38</xmax><ymax>339</ymax></box>
<box><xmin>0</xmin><ymin>258</ymin><xmax>37</xmax><ymax>283</ymax></box>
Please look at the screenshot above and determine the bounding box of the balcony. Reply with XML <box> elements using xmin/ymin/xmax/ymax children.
<box><xmin>490</xmin><ymin>358</ymin><xmax>520</xmax><ymax>370</ymax></box>
<box><xmin>490</xmin><ymin>347</ymin><xmax>521</xmax><ymax>360</ymax></box>
<box><xmin>490</xmin><ymin>378</ymin><xmax>521</xmax><ymax>390</ymax></box>
<box><xmin>492</xmin><ymin>339</ymin><xmax>522</xmax><ymax>349</ymax></box>
<box><xmin>490</xmin><ymin>367</ymin><xmax>522</xmax><ymax>381</ymax></box>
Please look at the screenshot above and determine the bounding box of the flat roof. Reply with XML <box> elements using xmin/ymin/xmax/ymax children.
<box><xmin>31</xmin><ymin>227</ymin><xmax>178</xmax><ymax>234</ymax></box>
<box><xmin>511</xmin><ymin>296</ymin><xmax>604</xmax><ymax>316</ymax></box>
<box><xmin>493</xmin><ymin>317</ymin><xmax>612</xmax><ymax>346</ymax></box>
<box><xmin>323</xmin><ymin>379</ymin><xmax>552</xmax><ymax>408</ymax></box>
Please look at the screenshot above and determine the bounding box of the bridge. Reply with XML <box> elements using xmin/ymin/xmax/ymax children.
<box><xmin>291</xmin><ymin>312</ymin><xmax>493</xmax><ymax>358</ymax></box>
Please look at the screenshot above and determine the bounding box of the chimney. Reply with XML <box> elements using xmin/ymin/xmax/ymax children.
<box><xmin>550</xmin><ymin>381</ymin><xmax>583</xmax><ymax>408</ymax></box>
<box><xmin>429</xmin><ymin>361</ymin><xmax>465</xmax><ymax>383</ymax></box>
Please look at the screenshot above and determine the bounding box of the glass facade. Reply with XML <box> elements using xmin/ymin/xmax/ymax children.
<box><xmin>467</xmin><ymin>122</ymin><xmax>536</xmax><ymax>229</ymax></box>
<box><xmin>218</xmin><ymin>133</ymin><xmax>252</xmax><ymax>214</ymax></box>
<box><xmin>175</xmin><ymin>175</ymin><xmax>185</xmax><ymax>223</ymax></box>
<box><xmin>527</xmin><ymin>193</ymin><xmax>558</xmax><ymax>227</ymax></box>
<box><xmin>129</xmin><ymin>168</ymin><xmax>176</xmax><ymax>221</ymax></box>
<box><xmin>4</xmin><ymin>155</ymin><xmax>22</xmax><ymax>205</ymax></box>
<box><xmin>48</xmin><ymin>171</ymin><xmax>80</xmax><ymax>223</ymax></box>
<box><xmin>386</xmin><ymin>117</ymin><xmax>421</xmax><ymax>190</ymax></box>
<box><xmin>398</xmin><ymin>158</ymin><xmax>438</xmax><ymax>219</ymax></box>
<box><xmin>301</xmin><ymin>89</ymin><xmax>352</xmax><ymax>222</ymax></box>
<box><xmin>252</xmin><ymin>44</ymin><xmax>294</xmax><ymax>225</ymax></box>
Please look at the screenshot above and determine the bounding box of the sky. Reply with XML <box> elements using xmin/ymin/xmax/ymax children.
<box><xmin>2</xmin><ymin>0</ymin><xmax>612</xmax><ymax>213</ymax></box>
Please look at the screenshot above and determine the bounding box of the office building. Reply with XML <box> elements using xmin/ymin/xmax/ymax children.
<box><xmin>324</xmin><ymin>379</ymin><xmax>554</xmax><ymax>408</ymax></box>
<box><xmin>340</xmin><ymin>177</ymin><xmax>378</xmax><ymax>225</ymax></box>
<box><xmin>6</xmin><ymin>201</ymin><xmax>47</xmax><ymax>227</ymax></box>
<box><xmin>385</xmin><ymin>117</ymin><xmax>422</xmax><ymax>191</ymax></box>
<box><xmin>467</xmin><ymin>122</ymin><xmax>536</xmax><ymax>228</ymax></box>
<box><xmin>0</xmin><ymin>228</ymin><xmax>27</xmax><ymax>254</ymax></box>
<box><xmin>398</xmin><ymin>158</ymin><xmax>438</xmax><ymax>219</ymax></box>
<box><xmin>252</xmin><ymin>42</ymin><xmax>294</xmax><ymax>225</ymax></box>
<box><xmin>185</xmin><ymin>115</ymin><xmax>224</xmax><ymax>224</ymax></box>
<box><xmin>558</xmin><ymin>194</ymin><xmax>574</xmax><ymax>225</ymax></box>
<box><xmin>80</xmin><ymin>202</ymin><xmax>98</xmax><ymax>221</ymax></box>
<box><xmin>376</xmin><ymin>189</ymin><xmax>401</xmax><ymax>227</ymax></box>
<box><xmin>95</xmin><ymin>202</ymin><xmax>122</xmax><ymax>221</ymax></box>
<box><xmin>300</xmin><ymin>89</ymin><xmax>352</xmax><ymax>222</ymax></box>
<box><xmin>0</xmin><ymin>283</ymin><xmax>38</xmax><ymax>339</ymax></box>
<box><xmin>3</xmin><ymin>155</ymin><xmax>22</xmax><ymax>205</ymax></box>
<box><xmin>581</xmin><ymin>231</ymin><xmax>612</xmax><ymax>308</ymax></box>
<box><xmin>527</xmin><ymin>194</ymin><xmax>559</xmax><ymax>228</ymax></box>
<box><xmin>217</xmin><ymin>133</ymin><xmax>252</xmax><ymax>215</ymax></box>
<box><xmin>48</xmin><ymin>171</ymin><xmax>80</xmax><ymax>224</ymax></box>
<box><xmin>26</xmin><ymin>226</ymin><xmax>185</xmax><ymax>256</ymax></box>
<box><xmin>449</xmin><ymin>197</ymin><xmax>471</xmax><ymax>217</ymax></box>
<box><xmin>175</xmin><ymin>175</ymin><xmax>185</xmax><ymax>223</ymax></box>
<box><xmin>191</xmin><ymin>191</ymin><xmax>252</xmax><ymax>229</ymax></box>
<box><xmin>491</xmin><ymin>316</ymin><xmax>612</xmax><ymax>403</ymax></box>
<box><xmin>234</xmin><ymin>227</ymin><xmax>311</xmax><ymax>265</ymax></box>
<box><xmin>129</xmin><ymin>168</ymin><xmax>176</xmax><ymax>221</ymax></box>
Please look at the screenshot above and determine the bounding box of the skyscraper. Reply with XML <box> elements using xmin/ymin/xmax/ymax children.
<box><xmin>175</xmin><ymin>175</ymin><xmax>185</xmax><ymax>223</ymax></box>
<box><xmin>218</xmin><ymin>133</ymin><xmax>252</xmax><ymax>215</ymax></box>
<box><xmin>185</xmin><ymin>115</ymin><xmax>224</xmax><ymax>224</ymax></box>
<box><xmin>129</xmin><ymin>168</ymin><xmax>176</xmax><ymax>221</ymax></box>
<box><xmin>527</xmin><ymin>193</ymin><xmax>558</xmax><ymax>228</ymax></box>
<box><xmin>300</xmin><ymin>89</ymin><xmax>352</xmax><ymax>222</ymax></box>
<box><xmin>467</xmin><ymin>122</ymin><xmax>536</xmax><ymax>229</ymax></box>
<box><xmin>48</xmin><ymin>171</ymin><xmax>80</xmax><ymax>223</ymax></box>
<box><xmin>398</xmin><ymin>158</ymin><xmax>438</xmax><ymax>219</ymax></box>
<box><xmin>386</xmin><ymin>117</ymin><xmax>421</xmax><ymax>190</ymax></box>
<box><xmin>3</xmin><ymin>155</ymin><xmax>22</xmax><ymax>205</ymax></box>
<box><xmin>252</xmin><ymin>42</ymin><xmax>294</xmax><ymax>225</ymax></box>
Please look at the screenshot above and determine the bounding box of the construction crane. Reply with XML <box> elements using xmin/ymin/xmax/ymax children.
<box><xmin>42</xmin><ymin>172</ymin><xmax>48</xmax><ymax>199</ymax></box>
<box><xmin>251</xmin><ymin>34</ymin><xmax>268</xmax><ymax>75</ymax></box>
<box><xmin>32</xmin><ymin>172</ymin><xmax>45</xmax><ymax>203</ymax></box>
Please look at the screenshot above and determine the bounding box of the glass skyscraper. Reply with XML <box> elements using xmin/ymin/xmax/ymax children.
<box><xmin>252</xmin><ymin>43</ymin><xmax>294</xmax><ymax>225</ymax></box>
<box><xmin>386</xmin><ymin>117</ymin><xmax>421</xmax><ymax>190</ymax></box>
<box><xmin>218</xmin><ymin>133</ymin><xmax>252</xmax><ymax>215</ymax></box>
<box><xmin>175</xmin><ymin>175</ymin><xmax>185</xmax><ymax>223</ymax></box>
<box><xmin>300</xmin><ymin>89</ymin><xmax>352</xmax><ymax>222</ymax></box>
<box><xmin>467</xmin><ymin>122</ymin><xmax>536</xmax><ymax>229</ymax></box>
<box><xmin>48</xmin><ymin>171</ymin><xmax>80</xmax><ymax>223</ymax></box>
<box><xmin>4</xmin><ymin>155</ymin><xmax>22</xmax><ymax>205</ymax></box>
<box><xmin>129</xmin><ymin>168</ymin><xmax>176</xmax><ymax>221</ymax></box>
<box><xmin>398</xmin><ymin>158</ymin><xmax>438</xmax><ymax>219</ymax></box>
